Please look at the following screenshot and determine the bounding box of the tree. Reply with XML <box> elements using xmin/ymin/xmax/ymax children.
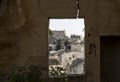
<box><xmin>49</xmin><ymin>66</ymin><xmax>66</xmax><ymax>76</ymax></box>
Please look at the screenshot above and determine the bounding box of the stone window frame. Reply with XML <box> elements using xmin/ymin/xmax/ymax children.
<box><xmin>48</xmin><ymin>17</ymin><xmax>86</xmax><ymax>81</ymax></box>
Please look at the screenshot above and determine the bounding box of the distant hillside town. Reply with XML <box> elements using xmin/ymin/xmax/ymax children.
<box><xmin>48</xmin><ymin>29</ymin><xmax>85</xmax><ymax>75</ymax></box>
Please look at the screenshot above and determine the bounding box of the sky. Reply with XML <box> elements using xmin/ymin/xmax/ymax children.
<box><xmin>49</xmin><ymin>19</ymin><xmax>85</xmax><ymax>37</ymax></box>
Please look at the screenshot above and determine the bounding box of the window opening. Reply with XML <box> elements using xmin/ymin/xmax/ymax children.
<box><xmin>48</xmin><ymin>18</ymin><xmax>85</xmax><ymax>77</ymax></box>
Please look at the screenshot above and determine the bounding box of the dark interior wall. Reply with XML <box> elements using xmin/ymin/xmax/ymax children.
<box><xmin>0</xmin><ymin>0</ymin><xmax>49</xmax><ymax>74</ymax></box>
<box><xmin>101</xmin><ymin>36</ymin><xmax>120</xmax><ymax>82</ymax></box>
<box><xmin>79</xmin><ymin>0</ymin><xmax>120</xmax><ymax>81</ymax></box>
<box><xmin>0</xmin><ymin>0</ymin><xmax>7</xmax><ymax>17</ymax></box>
<box><xmin>0</xmin><ymin>0</ymin><xmax>80</xmax><ymax>80</ymax></box>
<box><xmin>0</xmin><ymin>0</ymin><xmax>1</xmax><ymax>4</ymax></box>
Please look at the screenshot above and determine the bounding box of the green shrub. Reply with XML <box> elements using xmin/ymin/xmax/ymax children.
<box><xmin>0</xmin><ymin>65</ymin><xmax>44</xmax><ymax>82</ymax></box>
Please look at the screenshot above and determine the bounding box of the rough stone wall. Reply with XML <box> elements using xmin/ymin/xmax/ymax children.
<box><xmin>0</xmin><ymin>0</ymin><xmax>48</xmax><ymax>76</ymax></box>
<box><xmin>2</xmin><ymin>0</ymin><xmax>120</xmax><ymax>81</ymax></box>
<box><xmin>0</xmin><ymin>0</ymin><xmax>79</xmax><ymax>81</ymax></box>
<box><xmin>79</xmin><ymin>0</ymin><xmax>120</xmax><ymax>82</ymax></box>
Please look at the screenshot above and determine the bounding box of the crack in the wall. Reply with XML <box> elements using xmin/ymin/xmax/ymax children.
<box><xmin>76</xmin><ymin>0</ymin><xmax>79</xmax><ymax>18</ymax></box>
<box><xmin>37</xmin><ymin>0</ymin><xmax>47</xmax><ymax>17</ymax></box>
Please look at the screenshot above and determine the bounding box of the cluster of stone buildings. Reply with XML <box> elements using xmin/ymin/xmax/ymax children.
<box><xmin>49</xmin><ymin>30</ymin><xmax>85</xmax><ymax>75</ymax></box>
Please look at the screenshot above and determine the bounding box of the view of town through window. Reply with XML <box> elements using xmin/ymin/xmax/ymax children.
<box><xmin>48</xmin><ymin>19</ymin><xmax>85</xmax><ymax>76</ymax></box>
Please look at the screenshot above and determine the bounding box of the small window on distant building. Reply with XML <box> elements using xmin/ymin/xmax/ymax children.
<box><xmin>73</xmin><ymin>55</ymin><xmax>75</xmax><ymax>58</ymax></box>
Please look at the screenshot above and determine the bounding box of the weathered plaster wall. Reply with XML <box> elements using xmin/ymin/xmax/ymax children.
<box><xmin>0</xmin><ymin>0</ymin><xmax>78</xmax><ymax>80</ymax></box>
<box><xmin>40</xmin><ymin>0</ymin><xmax>77</xmax><ymax>18</ymax></box>
<box><xmin>0</xmin><ymin>0</ymin><xmax>48</xmax><ymax>76</ymax></box>
<box><xmin>79</xmin><ymin>0</ymin><xmax>120</xmax><ymax>82</ymax></box>
<box><xmin>1</xmin><ymin>0</ymin><xmax>120</xmax><ymax>81</ymax></box>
